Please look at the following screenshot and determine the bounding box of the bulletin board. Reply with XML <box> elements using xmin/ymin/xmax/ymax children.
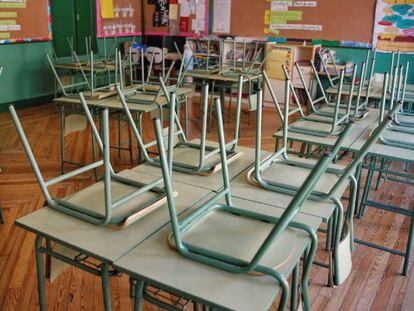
<box><xmin>144</xmin><ymin>0</ymin><xmax>209</xmax><ymax>37</ymax></box>
<box><xmin>0</xmin><ymin>0</ymin><xmax>51</xmax><ymax>44</ymax></box>
<box><xmin>214</xmin><ymin>0</ymin><xmax>376</xmax><ymax>43</ymax></box>
<box><xmin>96</xmin><ymin>0</ymin><xmax>142</xmax><ymax>37</ymax></box>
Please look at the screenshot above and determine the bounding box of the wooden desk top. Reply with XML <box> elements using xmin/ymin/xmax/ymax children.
<box><xmin>113</xmin><ymin>195</ymin><xmax>321</xmax><ymax>311</ymax></box>
<box><xmin>15</xmin><ymin>171</ymin><xmax>212</xmax><ymax>263</ymax></box>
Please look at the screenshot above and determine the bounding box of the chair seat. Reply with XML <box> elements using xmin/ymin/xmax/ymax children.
<box><xmin>290</xmin><ymin>119</ymin><xmax>343</xmax><ymax>134</ymax></box>
<box><xmin>174</xmin><ymin>208</ymin><xmax>309</xmax><ymax>273</ymax></box>
<box><xmin>319</xmin><ymin>106</ymin><xmax>349</xmax><ymax>116</ymax></box>
<box><xmin>397</xmin><ymin>114</ymin><xmax>414</xmax><ymax>124</ymax></box>
<box><xmin>261</xmin><ymin>156</ymin><xmax>344</xmax><ymax>195</ymax></box>
<box><xmin>389</xmin><ymin>124</ymin><xmax>414</xmax><ymax>135</ymax></box>
<box><xmin>382</xmin><ymin>128</ymin><xmax>414</xmax><ymax>143</ymax></box>
<box><xmin>65</xmin><ymin>170</ymin><xmax>166</xmax><ymax>227</ymax></box>
<box><xmin>168</xmin><ymin>143</ymin><xmax>243</xmax><ymax>175</ymax></box>
<box><xmin>230</xmin><ymin>170</ymin><xmax>336</xmax><ymax>222</ymax></box>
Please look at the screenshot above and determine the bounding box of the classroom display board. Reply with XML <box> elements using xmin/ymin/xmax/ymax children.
<box><xmin>96</xmin><ymin>0</ymin><xmax>142</xmax><ymax>37</ymax></box>
<box><xmin>0</xmin><ymin>0</ymin><xmax>51</xmax><ymax>44</ymax></box>
<box><xmin>373</xmin><ymin>0</ymin><xmax>414</xmax><ymax>53</ymax></box>
<box><xmin>144</xmin><ymin>0</ymin><xmax>209</xmax><ymax>36</ymax></box>
<box><xmin>213</xmin><ymin>0</ymin><xmax>376</xmax><ymax>43</ymax></box>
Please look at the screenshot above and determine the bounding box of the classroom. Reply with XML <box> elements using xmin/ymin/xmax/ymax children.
<box><xmin>0</xmin><ymin>0</ymin><xmax>414</xmax><ymax>310</ymax></box>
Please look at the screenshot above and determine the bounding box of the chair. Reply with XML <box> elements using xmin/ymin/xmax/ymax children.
<box><xmin>248</xmin><ymin>81</ymin><xmax>401</xmax><ymax>286</ymax></box>
<box><xmin>9</xmin><ymin>95</ymin><xmax>171</xmax><ymax>228</ymax></box>
<box><xmin>148</xmin><ymin>94</ymin><xmax>337</xmax><ymax>311</ymax></box>
<box><xmin>296</xmin><ymin>61</ymin><xmax>363</xmax><ymax>119</ymax></box>
<box><xmin>379</xmin><ymin>67</ymin><xmax>414</xmax><ymax>150</ymax></box>
<box><xmin>264</xmin><ymin>66</ymin><xmax>350</xmax><ymax>137</ymax></box>
<box><xmin>117</xmin><ymin>76</ymin><xmax>244</xmax><ymax>176</ymax></box>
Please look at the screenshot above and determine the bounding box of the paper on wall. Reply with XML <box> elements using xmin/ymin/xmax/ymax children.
<box><xmin>180</xmin><ymin>0</ymin><xmax>190</xmax><ymax>17</ymax></box>
<box><xmin>213</xmin><ymin>0</ymin><xmax>231</xmax><ymax>33</ymax></box>
<box><xmin>192</xmin><ymin>19</ymin><xmax>205</xmax><ymax>31</ymax></box>
<box><xmin>196</xmin><ymin>4</ymin><xmax>205</xmax><ymax>19</ymax></box>
<box><xmin>169</xmin><ymin>4</ymin><xmax>178</xmax><ymax>20</ymax></box>
<box><xmin>100</xmin><ymin>0</ymin><xmax>115</xmax><ymax>19</ymax></box>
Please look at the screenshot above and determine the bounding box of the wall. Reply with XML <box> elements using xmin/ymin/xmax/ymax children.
<box><xmin>0</xmin><ymin>36</ymin><xmax>137</xmax><ymax>112</ymax></box>
<box><xmin>0</xmin><ymin>42</ymin><xmax>55</xmax><ymax>111</ymax></box>
<box><xmin>333</xmin><ymin>47</ymin><xmax>414</xmax><ymax>84</ymax></box>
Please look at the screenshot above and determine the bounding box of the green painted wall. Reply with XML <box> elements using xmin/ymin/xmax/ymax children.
<box><xmin>332</xmin><ymin>47</ymin><xmax>414</xmax><ymax>84</ymax></box>
<box><xmin>0</xmin><ymin>42</ymin><xmax>55</xmax><ymax>110</ymax></box>
<box><xmin>0</xmin><ymin>36</ymin><xmax>138</xmax><ymax>111</ymax></box>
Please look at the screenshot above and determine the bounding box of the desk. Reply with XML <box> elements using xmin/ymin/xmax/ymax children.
<box><xmin>348</xmin><ymin>127</ymin><xmax>414</xmax><ymax>275</ymax></box>
<box><xmin>15</xmin><ymin>171</ymin><xmax>212</xmax><ymax>311</ymax></box>
<box><xmin>113</xmin><ymin>196</ymin><xmax>321</xmax><ymax>311</ymax></box>
<box><xmin>53</xmin><ymin>86</ymin><xmax>193</xmax><ymax>168</ymax></box>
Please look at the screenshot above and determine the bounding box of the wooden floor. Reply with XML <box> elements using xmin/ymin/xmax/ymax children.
<box><xmin>0</xmin><ymin>102</ymin><xmax>413</xmax><ymax>311</ymax></box>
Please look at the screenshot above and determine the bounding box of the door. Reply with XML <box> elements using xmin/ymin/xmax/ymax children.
<box><xmin>51</xmin><ymin>0</ymin><xmax>97</xmax><ymax>57</ymax></box>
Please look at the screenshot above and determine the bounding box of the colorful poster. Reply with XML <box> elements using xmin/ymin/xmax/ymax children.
<box><xmin>100</xmin><ymin>0</ymin><xmax>115</xmax><ymax>19</ymax></box>
<box><xmin>373</xmin><ymin>0</ymin><xmax>414</xmax><ymax>53</ymax></box>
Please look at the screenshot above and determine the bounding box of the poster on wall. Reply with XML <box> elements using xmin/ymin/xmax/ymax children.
<box><xmin>213</xmin><ymin>0</ymin><xmax>231</xmax><ymax>33</ymax></box>
<box><xmin>97</xmin><ymin>0</ymin><xmax>141</xmax><ymax>37</ymax></box>
<box><xmin>373</xmin><ymin>0</ymin><xmax>414</xmax><ymax>52</ymax></box>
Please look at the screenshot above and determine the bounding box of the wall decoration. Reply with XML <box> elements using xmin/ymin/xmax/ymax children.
<box><xmin>373</xmin><ymin>0</ymin><xmax>414</xmax><ymax>52</ymax></box>
<box><xmin>0</xmin><ymin>0</ymin><xmax>51</xmax><ymax>44</ymax></box>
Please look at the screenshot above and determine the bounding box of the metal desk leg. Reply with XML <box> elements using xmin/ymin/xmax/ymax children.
<box><xmin>133</xmin><ymin>280</ymin><xmax>145</xmax><ymax>311</ymax></box>
<box><xmin>358</xmin><ymin>156</ymin><xmax>377</xmax><ymax>218</ymax></box>
<box><xmin>101</xmin><ymin>263</ymin><xmax>112</xmax><ymax>311</ymax></box>
<box><xmin>208</xmin><ymin>81</ymin><xmax>216</xmax><ymax>132</ymax></box>
<box><xmin>0</xmin><ymin>206</ymin><xmax>4</xmax><ymax>224</ymax></box>
<box><xmin>354</xmin><ymin>161</ymin><xmax>363</xmax><ymax>215</ymax></box>
<box><xmin>184</xmin><ymin>94</ymin><xmax>189</xmax><ymax>136</ymax></box>
<box><xmin>35</xmin><ymin>235</ymin><xmax>46</xmax><ymax>311</ymax></box>
<box><xmin>227</xmin><ymin>82</ymin><xmax>234</xmax><ymax>123</ymax></box>
<box><xmin>60</xmin><ymin>105</ymin><xmax>65</xmax><ymax>174</ymax></box>
<box><xmin>403</xmin><ymin>210</ymin><xmax>414</xmax><ymax>275</ymax></box>
<box><xmin>137</xmin><ymin>112</ymin><xmax>144</xmax><ymax>164</ymax></box>
<box><xmin>291</xmin><ymin>264</ymin><xmax>299</xmax><ymax>311</ymax></box>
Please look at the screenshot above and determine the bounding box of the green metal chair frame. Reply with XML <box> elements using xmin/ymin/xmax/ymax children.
<box><xmin>266</xmin><ymin>66</ymin><xmax>350</xmax><ymax>137</ymax></box>
<box><xmin>250</xmin><ymin>79</ymin><xmax>401</xmax><ymax>285</ymax></box>
<box><xmin>148</xmin><ymin>94</ymin><xmax>336</xmax><ymax>311</ymax></box>
<box><xmin>118</xmin><ymin>75</ymin><xmax>243</xmax><ymax>176</ymax></box>
<box><xmin>9</xmin><ymin>95</ymin><xmax>168</xmax><ymax>226</ymax></box>
<box><xmin>296</xmin><ymin>61</ymin><xmax>363</xmax><ymax>119</ymax></box>
<box><xmin>378</xmin><ymin>68</ymin><xmax>414</xmax><ymax>150</ymax></box>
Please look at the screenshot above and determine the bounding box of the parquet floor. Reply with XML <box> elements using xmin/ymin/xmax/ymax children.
<box><xmin>0</xmin><ymin>101</ymin><xmax>413</xmax><ymax>310</ymax></box>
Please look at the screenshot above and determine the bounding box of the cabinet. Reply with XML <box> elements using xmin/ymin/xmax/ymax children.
<box><xmin>264</xmin><ymin>43</ymin><xmax>320</xmax><ymax>104</ymax></box>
